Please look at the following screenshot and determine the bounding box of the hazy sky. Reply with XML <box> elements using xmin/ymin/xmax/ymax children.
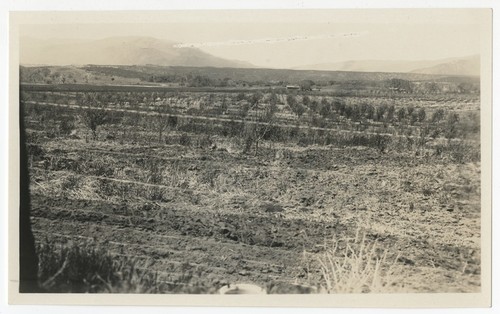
<box><xmin>18</xmin><ymin>10</ymin><xmax>485</xmax><ymax>68</ymax></box>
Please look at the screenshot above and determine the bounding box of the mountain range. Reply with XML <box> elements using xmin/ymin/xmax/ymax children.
<box><xmin>21</xmin><ymin>36</ymin><xmax>479</xmax><ymax>76</ymax></box>
<box><xmin>293</xmin><ymin>55</ymin><xmax>479</xmax><ymax>76</ymax></box>
<box><xmin>20</xmin><ymin>36</ymin><xmax>252</xmax><ymax>69</ymax></box>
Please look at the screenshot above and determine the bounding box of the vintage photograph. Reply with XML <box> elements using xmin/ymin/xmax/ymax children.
<box><xmin>9</xmin><ymin>8</ymin><xmax>492</xmax><ymax>306</ymax></box>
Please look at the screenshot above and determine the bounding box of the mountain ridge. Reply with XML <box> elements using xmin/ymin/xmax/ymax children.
<box><xmin>20</xmin><ymin>36</ymin><xmax>254</xmax><ymax>69</ymax></box>
<box><xmin>293</xmin><ymin>55</ymin><xmax>479</xmax><ymax>76</ymax></box>
<box><xmin>410</xmin><ymin>55</ymin><xmax>479</xmax><ymax>76</ymax></box>
<box><xmin>20</xmin><ymin>36</ymin><xmax>479</xmax><ymax>76</ymax></box>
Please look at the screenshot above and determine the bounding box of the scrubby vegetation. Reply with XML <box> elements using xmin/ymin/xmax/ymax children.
<box><xmin>21</xmin><ymin>68</ymin><xmax>481</xmax><ymax>293</ymax></box>
<box><xmin>36</xmin><ymin>240</ymin><xmax>222</xmax><ymax>293</ymax></box>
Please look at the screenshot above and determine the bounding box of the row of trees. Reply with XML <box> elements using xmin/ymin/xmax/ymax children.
<box><xmin>21</xmin><ymin>90</ymin><xmax>461</xmax><ymax>128</ymax></box>
<box><xmin>23</xmin><ymin>90</ymin><xmax>478</xmax><ymax>149</ymax></box>
<box><xmin>285</xmin><ymin>94</ymin><xmax>445</xmax><ymax>126</ymax></box>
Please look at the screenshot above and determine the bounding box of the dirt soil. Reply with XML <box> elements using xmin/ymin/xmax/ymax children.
<box><xmin>29</xmin><ymin>135</ymin><xmax>481</xmax><ymax>293</ymax></box>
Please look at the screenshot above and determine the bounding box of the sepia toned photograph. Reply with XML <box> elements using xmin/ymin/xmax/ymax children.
<box><xmin>7</xmin><ymin>8</ymin><xmax>493</xmax><ymax>307</ymax></box>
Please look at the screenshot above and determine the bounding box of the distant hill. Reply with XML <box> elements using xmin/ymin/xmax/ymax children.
<box><xmin>411</xmin><ymin>55</ymin><xmax>479</xmax><ymax>76</ymax></box>
<box><xmin>294</xmin><ymin>55</ymin><xmax>479</xmax><ymax>77</ymax></box>
<box><xmin>293</xmin><ymin>60</ymin><xmax>438</xmax><ymax>73</ymax></box>
<box><xmin>20</xmin><ymin>36</ymin><xmax>253</xmax><ymax>68</ymax></box>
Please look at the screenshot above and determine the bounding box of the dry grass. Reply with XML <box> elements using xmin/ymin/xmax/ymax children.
<box><xmin>316</xmin><ymin>229</ymin><xmax>402</xmax><ymax>293</ymax></box>
<box><xmin>36</xmin><ymin>239</ymin><xmax>222</xmax><ymax>293</ymax></box>
<box><xmin>37</xmin><ymin>240</ymin><xmax>160</xmax><ymax>293</ymax></box>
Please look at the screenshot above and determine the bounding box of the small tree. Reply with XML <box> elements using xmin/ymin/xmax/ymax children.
<box><xmin>444</xmin><ymin>112</ymin><xmax>460</xmax><ymax>139</ymax></box>
<box><xmin>350</xmin><ymin>105</ymin><xmax>361</xmax><ymax>122</ymax></box>
<box><xmin>293</xmin><ymin>104</ymin><xmax>306</xmax><ymax>118</ymax></box>
<box><xmin>59</xmin><ymin>117</ymin><xmax>75</xmax><ymax>136</ymax></box>
<box><xmin>250</xmin><ymin>92</ymin><xmax>263</xmax><ymax>106</ymax></box>
<box><xmin>240</xmin><ymin>102</ymin><xmax>251</xmax><ymax>118</ymax></box>
<box><xmin>374</xmin><ymin>134</ymin><xmax>391</xmax><ymax>153</ymax></box>
<box><xmin>396</xmin><ymin>107</ymin><xmax>406</xmax><ymax>123</ymax></box>
<box><xmin>424</xmin><ymin>82</ymin><xmax>440</xmax><ymax>94</ymax></box>
<box><xmin>268</xmin><ymin>92</ymin><xmax>278</xmax><ymax>106</ymax></box>
<box><xmin>80</xmin><ymin>93</ymin><xmax>110</xmax><ymax>140</ymax></box>
<box><xmin>320</xmin><ymin>101</ymin><xmax>333</xmax><ymax>119</ymax></box>
<box><xmin>365</xmin><ymin>104</ymin><xmax>375</xmax><ymax>120</ymax></box>
<box><xmin>236</xmin><ymin>93</ymin><xmax>246</xmax><ymax>101</ymax></box>
<box><xmin>385</xmin><ymin>105</ymin><xmax>395</xmax><ymax>123</ymax></box>
<box><xmin>431</xmin><ymin>109</ymin><xmax>445</xmax><ymax>123</ymax></box>
<box><xmin>386</xmin><ymin>78</ymin><xmax>413</xmax><ymax>93</ymax></box>
<box><xmin>243</xmin><ymin>100</ymin><xmax>277</xmax><ymax>156</ymax></box>
<box><xmin>457</xmin><ymin>82</ymin><xmax>476</xmax><ymax>94</ymax></box>
<box><xmin>417</xmin><ymin>108</ymin><xmax>426</xmax><ymax>123</ymax></box>
<box><xmin>302</xmin><ymin>95</ymin><xmax>311</xmax><ymax>108</ymax></box>
<box><xmin>300</xmin><ymin>80</ymin><xmax>314</xmax><ymax>91</ymax></box>
<box><xmin>409</xmin><ymin>112</ymin><xmax>418</xmax><ymax>125</ymax></box>
<box><xmin>154</xmin><ymin>105</ymin><xmax>173</xmax><ymax>143</ymax></box>
<box><xmin>287</xmin><ymin>94</ymin><xmax>307</xmax><ymax>118</ymax></box>
<box><xmin>333</xmin><ymin>100</ymin><xmax>346</xmax><ymax>115</ymax></box>
<box><xmin>309</xmin><ymin>100</ymin><xmax>319</xmax><ymax>113</ymax></box>
<box><xmin>286</xmin><ymin>94</ymin><xmax>297</xmax><ymax>110</ymax></box>
<box><xmin>375</xmin><ymin>105</ymin><xmax>386</xmax><ymax>122</ymax></box>
<box><xmin>406</xmin><ymin>106</ymin><xmax>415</xmax><ymax>117</ymax></box>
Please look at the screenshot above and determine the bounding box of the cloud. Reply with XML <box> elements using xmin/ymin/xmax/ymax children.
<box><xmin>173</xmin><ymin>32</ymin><xmax>366</xmax><ymax>48</ymax></box>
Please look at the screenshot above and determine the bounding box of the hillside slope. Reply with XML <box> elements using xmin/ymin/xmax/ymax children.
<box><xmin>294</xmin><ymin>55</ymin><xmax>480</xmax><ymax>77</ymax></box>
<box><xmin>20</xmin><ymin>36</ymin><xmax>253</xmax><ymax>68</ymax></box>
